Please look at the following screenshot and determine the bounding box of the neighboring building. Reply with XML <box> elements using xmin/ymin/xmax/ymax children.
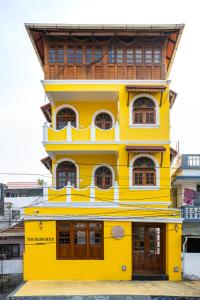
<box><xmin>23</xmin><ymin>23</ymin><xmax>184</xmax><ymax>281</ymax></box>
<box><xmin>172</xmin><ymin>154</ymin><xmax>200</xmax><ymax>279</ymax></box>
<box><xmin>0</xmin><ymin>222</ymin><xmax>24</xmax><ymax>275</ymax></box>
<box><xmin>0</xmin><ymin>182</ymin><xmax>43</xmax><ymax>230</ymax></box>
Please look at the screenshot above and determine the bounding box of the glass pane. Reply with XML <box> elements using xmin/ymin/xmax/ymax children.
<box><xmin>89</xmin><ymin>223</ymin><xmax>102</xmax><ymax>229</ymax></box>
<box><xmin>59</xmin><ymin>231</ymin><xmax>70</xmax><ymax>244</ymax></box>
<box><xmin>86</xmin><ymin>48</ymin><xmax>92</xmax><ymax>64</ymax></box>
<box><xmin>75</xmin><ymin>231</ymin><xmax>86</xmax><ymax>245</ymax></box>
<box><xmin>135</xmin><ymin>49</ymin><xmax>143</xmax><ymax>64</ymax></box>
<box><xmin>154</xmin><ymin>48</ymin><xmax>161</xmax><ymax>64</ymax></box>
<box><xmin>116</xmin><ymin>49</ymin><xmax>123</xmax><ymax>64</ymax></box>
<box><xmin>126</xmin><ymin>49</ymin><xmax>134</xmax><ymax>64</ymax></box>
<box><xmin>108</xmin><ymin>48</ymin><xmax>114</xmax><ymax>63</ymax></box>
<box><xmin>74</xmin><ymin>222</ymin><xmax>86</xmax><ymax>228</ymax></box>
<box><xmin>90</xmin><ymin>231</ymin><xmax>101</xmax><ymax>245</ymax></box>
<box><xmin>95</xmin><ymin>47</ymin><xmax>102</xmax><ymax>62</ymax></box>
<box><xmin>145</xmin><ymin>48</ymin><xmax>152</xmax><ymax>64</ymax></box>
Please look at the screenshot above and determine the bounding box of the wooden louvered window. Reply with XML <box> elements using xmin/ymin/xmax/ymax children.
<box><xmin>95</xmin><ymin>47</ymin><xmax>102</xmax><ymax>63</ymax></box>
<box><xmin>154</xmin><ymin>48</ymin><xmax>161</xmax><ymax>64</ymax></box>
<box><xmin>57</xmin><ymin>221</ymin><xmax>103</xmax><ymax>260</ymax></box>
<box><xmin>95</xmin><ymin>166</ymin><xmax>112</xmax><ymax>189</ymax></box>
<box><xmin>95</xmin><ymin>112</ymin><xmax>113</xmax><ymax>130</ymax></box>
<box><xmin>135</xmin><ymin>48</ymin><xmax>143</xmax><ymax>65</ymax></box>
<box><xmin>56</xmin><ymin>108</ymin><xmax>76</xmax><ymax>129</ymax></box>
<box><xmin>126</xmin><ymin>49</ymin><xmax>134</xmax><ymax>64</ymax></box>
<box><xmin>145</xmin><ymin>48</ymin><xmax>153</xmax><ymax>64</ymax></box>
<box><xmin>48</xmin><ymin>44</ymin><xmax>64</xmax><ymax>63</ymax></box>
<box><xmin>56</xmin><ymin>162</ymin><xmax>76</xmax><ymax>189</ymax></box>
<box><xmin>133</xmin><ymin>97</ymin><xmax>156</xmax><ymax>124</ymax></box>
<box><xmin>133</xmin><ymin>157</ymin><xmax>156</xmax><ymax>186</ymax></box>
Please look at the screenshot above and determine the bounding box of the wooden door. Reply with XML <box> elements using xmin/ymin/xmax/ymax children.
<box><xmin>133</xmin><ymin>223</ymin><xmax>165</xmax><ymax>275</ymax></box>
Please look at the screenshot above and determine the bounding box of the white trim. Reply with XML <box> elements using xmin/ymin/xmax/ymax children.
<box><xmin>24</xmin><ymin>214</ymin><xmax>183</xmax><ymax>224</ymax></box>
<box><xmin>92</xmin><ymin>164</ymin><xmax>115</xmax><ymax>187</ymax></box>
<box><xmin>53</xmin><ymin>158</ymin><xmax>79</xmax><ymax>189</ymax></box>
<box><xmin>43</xmin><ymin>140</ymin><xmax>170</xmax><ymax>145</ymax></box>
<box><xmin>129</xmin><ymin>154</ymin><xmax>160</xmax><ymax>189</ymax></box>
<box><xmin>92</xmin><ymin>109</ymin><xmax>115</xmax><ymax>128</ymax></box>
<box><xmin>53</xmin><ymin>104</ymin><xmax>79</xmax><ymax>130</ymax></box>
<box><xmin>38</xmin><ymin>200</ymin><xmax>171</xmax><ymax>207</ymax></box>
<box><xmin>43</xmin><ymin>122</ymin><xmax>48</xmax><ymax>143</ymax></box>
<box><xmin>129</xmin><ymin>93</ymin><xmax>160</xmax><ymax>128</ymax></box>
<box><xmin>42</xmin><ymin>79</ymin><xmax>169</xmax><ymax>85</ymax></box>
<box><xmin>129</xmin><ymin>124</ymin><xmax>160</xmax><ymax>129</ymax></box>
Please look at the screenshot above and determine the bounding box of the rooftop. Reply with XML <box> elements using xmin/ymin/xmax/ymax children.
<box><xmin>6</xmin><ymin>182</ymin><xmax>42</xmax><ymax>190</ymax></box>
<box><xmin>25</xmin><ymin>23</ymin><xmax>184</xmax><ymax>77</ymax></box>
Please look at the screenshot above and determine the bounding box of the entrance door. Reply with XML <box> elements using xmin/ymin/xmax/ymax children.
<box><xmin>133</xmin><ymin>223</ymin><xmax>165</xmax><ymax>275</ymax></box>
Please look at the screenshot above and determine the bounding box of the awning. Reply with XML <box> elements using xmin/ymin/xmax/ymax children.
<box><xmin>41</xmin><ymin>156</ymin><xmax>52</xmax><ymax>171</ymax></box>
<box><xmin>169</xmin><ymin>90</ymin><xmax>177</xmax><ymax>109</ymax></box>
<box><xmin>125</xmin><ymin>85</ymin><xmax>167</xmax><ymax>92</ymax></box>
<box><xmin>41</xmin><ymin>103</ymin><xmax>52</xmax><ymax>123</ymax></box>
<box><xmin>126</xmin><ymin>146</ymin><xmax>166</xmax><ymax>153</ymax></box>
<box><xmin>170</xmin><ymin>147</ymin><xmax>178</xmax><ymax>162</ymax></box>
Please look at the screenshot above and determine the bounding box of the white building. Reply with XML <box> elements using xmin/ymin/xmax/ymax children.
<box><xmin>172</xmin><ymin>154</ymin><xmax>200</xmax><ymax>279</ymax></box>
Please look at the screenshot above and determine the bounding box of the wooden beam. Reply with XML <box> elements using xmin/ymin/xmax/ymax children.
<box><xmin>159</xmin><ymin>92</ymin><xmax>163</xmax><ymax>107</ymax></box>
<box><xmin>160</xmin><ymin>152</ymin><xmax>163</xmax><ymax>167</ymax></box>
<box><xmin>127</xmin><ymin>152</ymin><xmax>130</xmax><ymax>167</ymax></box>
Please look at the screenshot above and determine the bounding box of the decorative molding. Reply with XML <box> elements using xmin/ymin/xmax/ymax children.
<box><xmin>129</xmin><ymin>93</ymin><xmax>160</xmax><ymax>127</ymax></box>
<box><xmin>53</xmin><ymin>103</ymin><xmax>79</xmax><ymax>130</ymax></box>
<box><xmin>53</xmin><ymin>157</ymin><xmax>80</xmax><ymax>189</ymax></box>
<box><xmin>129</xmin><ymin>153</ymin><xmax>160</xmax><ymax>189</ymax></box>
<box><xmin>25</xmin><ymin>214</ymin><xmax>183</xmax><ymax>224</ymax></box>
<box><xmin>43</xmin><ymin>140</ymin><xmax>170</xmax><ymax>145</ymax></box>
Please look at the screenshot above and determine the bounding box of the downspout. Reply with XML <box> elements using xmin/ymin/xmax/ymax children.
<box><xmin>182</xmin><ymin>236</ymin><xmax>188</xmax><ymax>278</ymax></box>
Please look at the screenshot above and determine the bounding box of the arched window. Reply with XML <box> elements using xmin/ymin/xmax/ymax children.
<box><xmin>133</xmin><ymin>157</ymin><xmax>156</xmax><ymax>186</ymax></box>
<box><xmin>56</xmin><ymin>161</ymin><xmax>76</xmax><ymax>189</ymax></box>
<box><xmin>132</xmin><ymin>97</ymin><xmax>156</xmax><ymax>124</ymax></box>
<box><xmin>95</xmin><ymin>113</ymin><xmax>113</xmax><ymax>130</ymax></box>
<box><xmin>94</xmin><ymin>166</ymin><xmax>112</xmax><ymax>189</ymax></box>
<box><xmin>56</xmin><ymin>108</ymin><xmax>76</xmax><ymax>130</ymax></box>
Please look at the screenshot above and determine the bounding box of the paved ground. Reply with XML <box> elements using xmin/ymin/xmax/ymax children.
<box><xmin>13</xmin><ymin>280</ymin><xmax>200</xmax><ymax>297</ymax></box>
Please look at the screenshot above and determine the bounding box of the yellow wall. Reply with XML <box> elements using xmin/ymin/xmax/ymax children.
<box><xmin>23</xmin><ymin>82</ymin><xmax>182</xmax><ymax>281</ymax></box>
<box><xmin>24</xmin><ymin>217</ymin><xmax>182</xmax><ymax>281</ymax></box>
<box><xmin>24</xmin><ymin>220</ymin><xmax>132</xmax><ymax>280</ymax></box>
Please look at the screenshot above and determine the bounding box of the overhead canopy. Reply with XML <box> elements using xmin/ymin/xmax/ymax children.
<box><xmin>169</xmin><ymin>90</ymin><xmax>177</xmax><ymax>108</ymax></box>
<box><xmin>25</xmin><ymin>23</ymin><xmax>184</xmax><ymax>77</ymax></box>
<box><xmin>126</xmin><ymin>146</ymin><xmax>166</xmax><ymax>153</ymax></box>
<box><xmin>41</xmin><ymin>156</ymin><xmax>52</xmax><ymax>171</ymax></box>
<box><xmin>170</xmin><ymin>147</ymin><xmax>178</xmax><ymax>162</ymax></box>
<box><xmin>41</xmin><ymin>103</ymin><xmax>52</xmax><ymax>122</ymax></box>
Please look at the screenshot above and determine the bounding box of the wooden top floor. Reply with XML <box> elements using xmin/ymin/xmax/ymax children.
<box><xmin>25</xmin><ymin>23</ymin><xmax>184</xmax><ymax>80</ymax></box>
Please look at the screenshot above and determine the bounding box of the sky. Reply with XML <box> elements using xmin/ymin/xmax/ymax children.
<box><xmin>0</xmin><ymin>0</ymin><xmax>200</xmax><ymax>184</ymax></box>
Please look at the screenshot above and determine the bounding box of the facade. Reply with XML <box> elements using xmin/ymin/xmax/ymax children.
<box><xmin>24</xmin><ymin>23</ymin><xmax>184</xmax><ymax>281</ymax></box>
<box><xmin>172</xmin><ymin>154</ymin><xmax>200</xmax><ymax>279</ymax></box>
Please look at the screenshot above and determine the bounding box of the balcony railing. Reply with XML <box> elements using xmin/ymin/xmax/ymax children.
<box><xmin>182</xmin><ymin>205</ymin><xmax>200</xmax><ymax>221</ymax></box>
<box><xmin>43</xmin><ymin>121</ymin><xmax>120</xmax><ymax>143</ymax></box>
<box><xmin>177</xmin><ymin>154</ymin><xmax>200</xmax><ymax>169</ymax></box>
<box><xmin>43</xmin><ymin>181</ymin><xmax>119</xmax><ymax>204</ymax></box>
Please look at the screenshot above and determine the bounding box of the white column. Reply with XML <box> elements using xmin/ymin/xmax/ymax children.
<box><xmin>115</xmin><ymin>121</ymin><xmax>120</xmax><ymax>142</ymax></box>
<box><xmin>43</xmin><ymin>122</ymin><xmax>48</xmax><ymax>143</ymax></box>
<box><xmin>43</xmin><ymin>183</ymin><xmax>48</xmax><ymax>203</ymax></box>
<box><xmin>66</xmin><ymin>182</ymin><xmax>71</xmax><ymax>202</ymax></box>
<box><xmin>90</xmin><ymin>180</ymin><xmax>95</xmax><ymax>202</ymax></box>
<box><xmin>67</xmin><ymin>121</ymin><xmax>72</xmax><ymax>142</ymax></box>
<box><xmin>90</xmin><ymin>122</ymin><xmax>96</xmax><ymax>142</ymax></box>
<box><xmin>114</xmin><ymin>181</ymin><xmax>119</xmax><ymax>203</ymax></box>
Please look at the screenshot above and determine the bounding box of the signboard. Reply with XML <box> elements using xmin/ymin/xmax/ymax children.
<box><xmin>184</xmin><ymin>188</ymin><xmax>200</xmax><ymax>206</ymax></box>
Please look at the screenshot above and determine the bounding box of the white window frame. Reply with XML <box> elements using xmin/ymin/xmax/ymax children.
<box><xmin>129</xmin><ymin>154</ymin><xmax>160</xmax><ymax>190</ymax></box>
<box><xmin>129</xmin><ymin>93</ymin><xmax>160</xmax><ymax>128</ymax></box>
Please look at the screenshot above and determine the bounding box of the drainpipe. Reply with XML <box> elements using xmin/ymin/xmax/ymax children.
<box><xmin>182</xmin><ymin>236</ymin><xmax>188</xmax><ymax>279</ymax></box>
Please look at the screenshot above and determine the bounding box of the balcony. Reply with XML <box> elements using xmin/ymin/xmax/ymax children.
<box><xmin>43</xmin><ymin>181</ymin><xmax>119</xmax><ymax>205</ymax></box>
<box><xmin>182</xmin><ymin>205</ymin><xmax>200</xmax><ymax>221</ymax></box>
<box><xmin>43</xmin><ymin>121</ymin><xmax>120</xmax><ymax>144</ymax></box>
<box><xmin>177</xmin><ymin>155</ymin><xmax>200</xmax><ymax>169</ymax></box>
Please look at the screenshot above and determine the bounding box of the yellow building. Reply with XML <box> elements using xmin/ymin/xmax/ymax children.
<box><xmin>24</xmin><ymin>23</ymin><xmax>184</xmax><ymax>281</ymax></box>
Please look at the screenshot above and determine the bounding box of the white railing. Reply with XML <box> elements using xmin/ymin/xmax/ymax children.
<box><xmin>45</xmin><ymin>181</ymin><xmax>119</xmax><ymax>203</ymax></box>
<box><xmin>43</xmin><ymin>121</ymin><xmax>120</xmax><ymax>143</ymax></box>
